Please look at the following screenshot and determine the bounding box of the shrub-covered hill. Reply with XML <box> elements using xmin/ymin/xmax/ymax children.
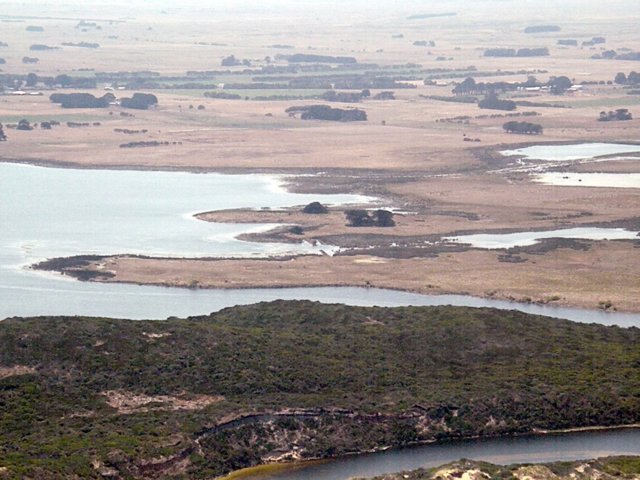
<box><xmin>1</xmin><ymin>301</ymin><xmax>639</xmax><ymax>478</ymax></box>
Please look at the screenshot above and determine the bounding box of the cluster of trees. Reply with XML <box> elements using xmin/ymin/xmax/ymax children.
<box><xmin>0</xmin><ymin>123</ymin><xmax>6</xmax><ymax>141</ymax></box>
<box><xmin>598</xmin><ymin>109</ymin><xmax>632</xmax><ymax>121</ymax></box>
<box><xmin>48</xmin><ymin>92</ymin><xmax>157</xmax><ymax>110</ymax></box>
<box><xmin>302</xmin><ymin>202</ymin><xmax>329</xmax><ymax>214</ymax></box>
<box><xmin>547</xmin><ymin>75</ymin><xmax>573</xmax><ymax>94</ymax></box>
<box><xmin>503</xmin><ymin>121</ymin><xmax>543</xmax><ymax>134</ymax></box>
<box><xmin>221</xmin><ymin>55</ymin><xmax>251</xmax><ymax>67</ymax></box>
<box><xmin>582</xmin><ymin>36</ymin><xmax>606</xmax><ymax>46</ymax></box>
<box><xmin>345</xmin><ymin>209</ymin><xmax>395</xmax><ymax>227</ymax></box>
<box><xmin>593</xmin><ymin>50</ymin><xmax>640</xmax><ymax>61</ymax></box>
<box><xmin>478</xmin><ymin>94</ymin><xmax>517</xmax><ymax>111</ymax></box>
<box><xmin>120</xmin><ymin>93</ymin><xmax>158</xmax><ymax>110</ymax></box>
<box><xmin>484</xmin><ymin>47</ymin><xmax>549</xmax><ymax>57</ymax></box>
<box><xmin>50</xmin><ymin>93</ymin><xmax>114</xmax><ymax>108</ymax></box>
<box><xmin>22</xmin><ymin>57</ymin><xmax>38</xmax><ymax>64</ymax></box>
<box><xmin>285</xmin><ymin>105</ymin><xmax>367</xmax><ymax>121</ymax></box>
<box><xmin>29</xmin><ymin>44</ymin><xmax>58</xmax><ymax>51</ymax></box>
<box><xmin>558</xmin><ymin>39</ymin><xmax>578</xmax><ymax>46</ymax></box>
<box><xmin>17</xmin><ymin>119</ymin><xmax>34</xmax><ymax>130</ymax></box>
<box><xmin>614</xmin><ymin>71</ymin><xmax>640</xmax><ymax>85</ymax></box>
<box><xmin>413</xmin><ymin>40</ymin><xmax>436</xmax><ymax>47</ymax></box>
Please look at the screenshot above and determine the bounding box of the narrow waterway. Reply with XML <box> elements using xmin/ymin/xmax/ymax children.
<box><xmin>244</xmin><ymin>428</ymin><xmax>640</xmax><ymax>480</ymax></box>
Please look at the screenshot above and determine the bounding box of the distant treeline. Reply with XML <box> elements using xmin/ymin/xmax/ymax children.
<box><xmin>484</xmin><ymin>48</ymin><xmax>549</xmax><ymax>57</ymax></box>
<box><xmin>62</xmin><ymin>42</ymin><xmax>100</xmax><ymax>48</ymax></box>
<box><xmin>204</xmin><ymin>91</ymin><xmax>242</xmax><ymax>100</ymax></box>
<box><xmin>452</xmin><ymin>75</ymin><xmax>573</xmax><ymax>96</ymax></box>
<box><xmin>1</xmin><ymin>73</ymin><xmax>97</xmax><ymax>89</ymax></box>
<box><xmin>120</xmin><ymin>141</ymin><xmax>180</xmax><ymax>148</ymax></box>
<box><xmin>278</xmin><ymin>53</ymin><xmax>358</xmax><ymax>64</ymax></box>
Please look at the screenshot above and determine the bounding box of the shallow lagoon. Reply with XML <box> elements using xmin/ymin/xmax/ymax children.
<box><xmin>532</xmin><ymin>172</ymin><xmax>640</xmax><ymax>188</ymax></box>
<box><xmin>502</xmin><ymin>142</ymin><xmax>640</xmax><ymax>161</ymax></box>
<box><xmin>1</xmin><ymin>163</ymin><xmax>639</xmax><ymax>326</ymax></box>
<box><xmin>445</xmin><ymin>227</ymin><xmax>639</xmax><ymax>249</ymax></box>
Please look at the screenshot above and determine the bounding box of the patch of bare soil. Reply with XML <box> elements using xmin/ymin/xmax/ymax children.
<box><xmin>0</xmin><ymin>365</ymin><xmax>36</xmax><ymax>379</ymax></box>
<box><xmin>102</xmin><ymin>390</ymin><xmax>223</xmax><ymax>415</ymax></box>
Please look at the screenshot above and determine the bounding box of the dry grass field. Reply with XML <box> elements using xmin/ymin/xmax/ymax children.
<box><xmin>1</xmin><ymin>0</ymin><xmax>639</xmax><ymax>310</ymax></box>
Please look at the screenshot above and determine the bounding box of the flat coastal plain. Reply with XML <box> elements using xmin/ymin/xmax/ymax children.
<box><xmin>1</xmin><ymin>0</ymin><xmax>639</xmax><ymax>311</ymax></box>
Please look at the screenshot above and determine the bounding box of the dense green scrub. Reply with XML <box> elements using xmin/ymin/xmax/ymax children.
<box><xmin>359</xmin><ymin>456</ymin><xmax>640</xmax><ymax>479</ymax></box>
<box><xmin>1</xmin><ymin>301</ymin><xmax>639</xmax><ymax>478</ymax></box>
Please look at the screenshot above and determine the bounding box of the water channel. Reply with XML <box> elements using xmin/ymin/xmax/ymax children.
<box><xmin>244</xmin><ymin>428</ymin><xmax>640</xmax><ymax>480</ymax></box>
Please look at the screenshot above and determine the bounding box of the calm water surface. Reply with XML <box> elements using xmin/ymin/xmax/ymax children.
<box><xmin>251</xmin><ymin>429</ymin><xmax>640</xmax><ymax>480</ymax></box>
<box><xmin>1</xmin><ymin>163</ymin><xmax>639</xmax><ymax>326</ymax></box>
<box><xmin>502</xmin><ymin>143</ymin><xmax>640</xmax><ymax>161</ymax></box>
<box><xmin>445</xmin><ymin>227</ymin><xmax>639</xmax><ymax>249</ymax></box>
<box><xmin>533</xmin><ymin>172</ymin><xmax>640</xmax><ymax>188</ymax></box>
